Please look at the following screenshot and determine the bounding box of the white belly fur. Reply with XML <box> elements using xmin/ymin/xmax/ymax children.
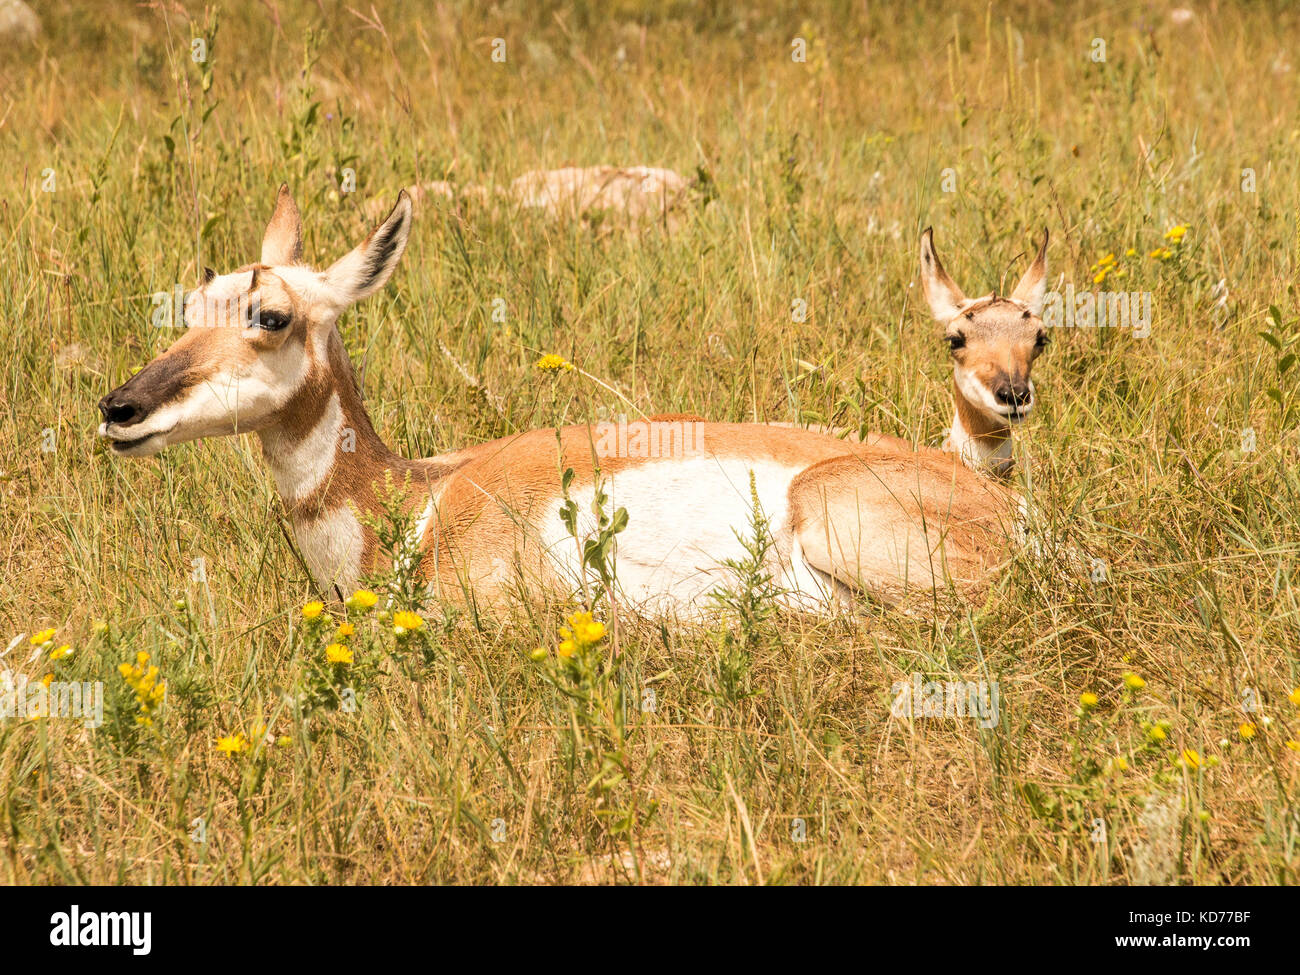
<box><xmin>538</xmin><ymin>456</ymin><xmax>831</xmax><ymax>615</ymax></box>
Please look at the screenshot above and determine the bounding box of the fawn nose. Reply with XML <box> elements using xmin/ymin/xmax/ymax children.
<box><xmin>993</xmin><ymin>381</ymin><xmax>1032</xmax><ymax>408</ymax></box>
<box><xmin>98</xmin><ymin>391</ymin><xmax>143</xmax><ymax>426</ymax></box>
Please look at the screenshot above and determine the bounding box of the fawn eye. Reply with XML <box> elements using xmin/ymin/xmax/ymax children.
<box><xmin>946</xmin><ymin>332</ymin><xmax>966</xmax><ymax>351</ymax></box>
<box><xmin>252</xmin><ymin>309</ymin><xmax>291</xmax><ymax>332</ymax></box>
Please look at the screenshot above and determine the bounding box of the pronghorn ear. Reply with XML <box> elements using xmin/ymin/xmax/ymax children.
<box><xmin>1010</xmin><ymin>228</ymin><xmax>1049</xmax><ymax>317</ymax></box>
<box><xmin>919</xmin><ymin>227</ymin><xmax>968</xmax><ymax>323</ymax></box>
<box><xmin>324</xmin><ymin>191</ymin><xmax>413</xmax><ymax>303</ymax></box>
<box><xmin>261</xmin><ymin>184</ymin><xmax>304</xmax><ymax>266</ymax></box>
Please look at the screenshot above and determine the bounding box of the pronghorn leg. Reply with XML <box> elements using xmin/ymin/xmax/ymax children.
<box><xmin>785</xmin><ymin>453</ymin><xmax>1008</xmax><ymax>603</ymax></box>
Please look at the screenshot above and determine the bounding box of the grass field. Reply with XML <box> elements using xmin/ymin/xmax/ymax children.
<box><xmin>3</xmin><ymin>0</ymin><xmax>1300</xmax><ymax>885</ymax></box>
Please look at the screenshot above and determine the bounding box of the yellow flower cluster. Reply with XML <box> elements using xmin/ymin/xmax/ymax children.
<box><xmin>1148</xmin><ymin>224</ymin><xmax>1189</xmax><ymax>262</ymax></box>
<box><xmin>118</xmin><ymin>651</ymin><xmax>165</xmax><ymax>727</ymax></box>
<box><xmin>326</xmin><ymin>643</ymin><xmax>354</xmax><ymax>665</ymax></box>
<box><xmin>1090</xmin><ymin>252</ymin><xmax>1128</xmax><ymax>285</ymax></box>
<box><xmin>555</xmin><ymin>610</ymin><xmax>606</xmax><ymax>660</ymax></box>
<box><xmin>216</xmin><ymin>723</ymin><xmax>290</xmax><ymax>758</ymax></box>
<box><xmin>345</xmin><ymin>589</ymin><xmax>379</xmax><ymax>612</ymax></box>
<box><xmin>535</xmin><ymin>354</ymin><xmax>575</xmax><ymax>372</ymax></box>
<box><xmin>392</xmin><ymin>610</ymin><xmax>424</xmax><ymax>636</ymax></box>
<box><xmin>1142</xmin><ymin>719</ymin><xmax>1171</xmax><ymax>742</ymax></box>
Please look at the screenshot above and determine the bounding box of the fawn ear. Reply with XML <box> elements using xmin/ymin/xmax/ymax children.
<box><xmin>324</xmin><ymin>191</ymin><xmax>413</xmax><ymax>304</ymax></box>
<box><xmin>919</xmin><ymin>227</ymin><xmax>968</xmax><ymax>323</ymax></box>
<box><xmin>261</xmin><ymin>184</ymin><xmax>304</xmax><ymax>266</ymax></box>
<box><xmin>1010</xmin><ymin>229</ymin><xmax>1049</xmax><ymax>317</ymax></box>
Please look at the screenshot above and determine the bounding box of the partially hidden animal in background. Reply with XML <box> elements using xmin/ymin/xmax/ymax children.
<box><xmin>363</xmin><ymin>165</ymin><xmax>692</xmax><ymax>229</ymax></box>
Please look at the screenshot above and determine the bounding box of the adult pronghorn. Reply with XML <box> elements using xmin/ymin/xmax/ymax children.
<box><xmin>98</xmin><ymin>186</ymin><xmax>1049</xmax><ymax>614</ymax></box>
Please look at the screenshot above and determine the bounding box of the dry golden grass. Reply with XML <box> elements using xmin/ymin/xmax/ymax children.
<box><xmin>1</xmin><ymin>0</ymin><xmax>1299</xmax><ymax>884</ymax></box>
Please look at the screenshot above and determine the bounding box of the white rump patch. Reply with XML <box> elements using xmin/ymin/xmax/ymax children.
<box><xmin>537</xmin><ymin>456</ymin><xmax>828</xmax><ymax>615</ymax></box>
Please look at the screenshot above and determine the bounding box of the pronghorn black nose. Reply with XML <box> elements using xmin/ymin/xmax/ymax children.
<box><xmin>993</xmin><ymin>382</ymin><xmax>1032</xmax><ymax>407</ymax></box>
<box><xmin>98</xmin><ymin>391</ymin><xmax>142</xmax><ymax>426</ymax></box>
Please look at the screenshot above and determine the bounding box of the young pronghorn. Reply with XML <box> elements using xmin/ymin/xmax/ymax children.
<box><xmin>97</xmin><ymin>186</ymin><xmax>1049</xmax><ymax>614</ymax></box>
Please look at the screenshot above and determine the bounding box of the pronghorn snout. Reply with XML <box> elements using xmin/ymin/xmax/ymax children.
<box><xmin>992</xmin><ymin>379</ymin><xmax>1032</xmax><ymax>408</ymax></box>
<box><xmin>98</xmin><ymin>388</ymin><xmax>144</xmax><ymax>426</ymax></box>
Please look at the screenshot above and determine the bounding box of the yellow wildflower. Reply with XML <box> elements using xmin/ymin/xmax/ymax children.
<box><xmin>302</xmin><ymin>601</ymin><xmax>325</xmax><ymax>620</ymax></box>
<box><xmin>557</xmin><ymin>640</ymin><xmax>576</xmax><ymax>659</ymax></box>
<box><xmin>535</xmin><ymin>354</ymin><xmax>575</xmax><ymax>372</ymax></box>
<box><xmin>393</xmin><ymin>611</ymin><xmax>424</xmax><ymax>634</ymax></box>
<box><xmin>1239</xmin><ymin>722</ymin><xmax>1256</xmax><ymax>740</ymax></box>
<box><xmin>346</xmin><ymin>589</ymin><xmax>379</xmax><ymax>611</ymax></box>
<box><xmin>30</xmin><ymin>628</ymin><xmax>56</xmax><ymax>646</ymax></box>
<box><xmin>1146</xmin><ymin>723</ymin><xmax>1167</xmax><ymax>742</ymax></box>
<box><xmin>1122</xmin><ymin>672</ymin><xmax>1145</xmax><ymax>690</ymax></box>
<box><xmin>216</xmin><ymin>734</ymin><xmax>248</xmax><ymax>756</ymax></box>
<box><xmin>1079</xmin><ymin>692</ymin><xmax>1098</xmax><ymax>709</ymax></box>
<box><xmin>335</xmin><ymin>622</ymin><xmax>355</xmax><ymax>640</ymax></box>
<box><xmin>1286</xmin><ymin>740</ymin><xmax>1300</xmax><ymax>752</ymax></box>
<box><xmin>119</xmin><ymin>654</ymin><xmax>166</xmax><ymax>723</ymax></box>
<box><xmin>1163</xmin><ymin>224</ymin><xmax>1188</xmax><ymax>243</ymax></box>
<box><xmin>326</xmin><ymin>643</ymin><xmax>354</xmax><ymax>665</ymax></box>
<box><xmin>1181</xmin><ymin>749</ymin><xmax>1201</xmax><ymax>769</ymax></box>
<box><xmin>49</xmin><ymin>644</ymin><xmax>72</xmax><ymax>661</ymax></box>
<box><xmin>1125</xmin><ymin>247</ymin><xmax>1137</xmax><ymax>257</ymax></box>
<box><xmin>1288</xmin><ymin>687</ymin><xmax>1300</xmax><ymax>707</ymax></box>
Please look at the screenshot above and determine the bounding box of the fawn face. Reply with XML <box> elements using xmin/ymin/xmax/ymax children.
<box><xmin>919</xmin><ymin>228</ymin><xmax>1050</xmax><ymax>424</ymax></box>
<box><xmin>98</xmin><ymin>186</ymin><xmax>412</xmax><ymax>457</ymax></box>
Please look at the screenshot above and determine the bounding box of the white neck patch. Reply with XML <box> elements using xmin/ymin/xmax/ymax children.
<box><xmin>262</xmin><ymin>391</ymin><xmax>343</xmax><ymax>503</ymax></box>
<box><xmin>944</xmin><ymin>408</ymin><xmax>1013</xmax><ymax>474</ymax></box>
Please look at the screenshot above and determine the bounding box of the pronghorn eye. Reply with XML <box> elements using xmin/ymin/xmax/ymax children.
<box><xmin>253</xmin><ymin>310</ymin><xmax>292</xmax><ymax>332</ymax></box>
<box><xmin>946</xmin><ymin>332</ymin><xmax>966</xmax><ymax>351</ymax></box>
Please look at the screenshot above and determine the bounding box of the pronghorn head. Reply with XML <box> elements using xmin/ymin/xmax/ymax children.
<box><xmin>98</xmin><ymin>185</ymin><xmax>413</xmax><ymax>457</ymax></box>
<box><xmin>919</xmin><ymin>227</ymin><xmax>1050</xmax><ymax>426</ymax></box>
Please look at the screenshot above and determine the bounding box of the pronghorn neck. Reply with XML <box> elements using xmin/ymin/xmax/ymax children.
<box><xmin>256</xmin><ymin>327</ymin><xmax>424</xmax><ymax>593</ymax></box>
<box><xmin>945</xmin><ymin>379</ymin><xmax>1014</xmax><ymax>476</ymax></box>
<box><xmin>257</xmin><ymin>328</ymin><xmax>394</xmax><ymax>507</ymax></box>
